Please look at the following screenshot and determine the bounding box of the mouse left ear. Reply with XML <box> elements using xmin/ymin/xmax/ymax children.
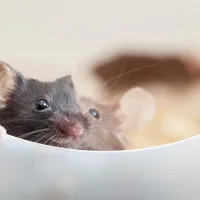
<box><xmin>0</xmin><ymin>61</ymin><xmax>20</xmax><ymax>108</ymax></box>
<box><xmin>117</xmin><ymin>87</ymin><xmax>156</xmax><ymax>132</ymax></box>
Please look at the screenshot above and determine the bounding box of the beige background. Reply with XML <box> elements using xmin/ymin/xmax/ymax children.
<box><xmin>1</xmin><ymin>0</ymin><xmax>200</xmax><ymax>98</ymax></box>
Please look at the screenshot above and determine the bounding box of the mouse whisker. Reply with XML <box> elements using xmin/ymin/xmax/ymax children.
<box><xmin>1</xmin><ymin>118</ymin><xmax>45</xmax><ymax>124</ymax></box>
<box><xmin>18</xmin><ymin>128</ymin><xmax>50</xmax><ymax>139</ymax></box>
<box><xmin>34</xmin><ymin>132</ymin><xmax>53</xmax><ymax>143</ymax></box>
<box><xmin>60</xmin><ymin>137</ymin><xmax>65</xmax><ymax>148</ymax></box>
<box><xmin>102</xmin><ymin>63</ymin><xmax>158</xmax><ymax>89</ymax></box>
<box><xmin>84</xmin><ymin>113</ymin><xmax>96</xmax><ymax>121</ymax></box>
<box><xmin>109</xmin><ymin>58</ymin><xmax>127</xmax><ymax>92</ymax></box>
<box><xmin>84</xmin><ymin>116</ymin><xmax>94</xmax><ymax>122</ymax></box>
<box><xmin>88</xmin><ymin>128</ymin><xmax>119</xmax><ymax>132</ymax></box>
<box><xmin>44</xmin><ymin>134</ymin><xmax>57</xmax><ymax>145</ymax></box>
<box><xmin>51</xmin><ymin>135</ymin><xmax>60</xmax><ymax>147</ymax></box>
<box><xmin>88</xmin><ymin>63</ymin><xmax>158</xmax><ymax>99</ymax></box>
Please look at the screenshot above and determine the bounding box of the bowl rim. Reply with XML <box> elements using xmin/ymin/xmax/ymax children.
<box><xmin>4</xmin><ymin>131</ymin><xmax>200</xmax><ymax>154</ymax></box>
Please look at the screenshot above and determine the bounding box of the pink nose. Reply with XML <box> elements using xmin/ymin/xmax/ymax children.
<box><xmin>67</xmin><ymin>123</ymin><xmax>83</xmax><ymax>137</ymax></box>
<box><xmin>54</xmin><ymin>117</ymin><xmax>84</xmax><ymax>138</ymax></box>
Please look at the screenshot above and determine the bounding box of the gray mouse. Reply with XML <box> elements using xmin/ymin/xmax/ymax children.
<box><xmin>0</xmin><ymin>62</ymin><xmax>156</xmax><ymax>150</ymax></box>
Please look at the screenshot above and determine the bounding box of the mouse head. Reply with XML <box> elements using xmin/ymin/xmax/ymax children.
<box><xmin>0</xmin><ymin>62</ymin><xmax>86</xmax><ymax>147</ymax></box>
<box><xmin>0</xmin><ymin>62</ymin><xmax>156</xmax><ymax>150</ymax></box>
<box><xmin>78</xmin><ymin>87</ymin><xmax>156</xmax><ymax>150</ymax></box>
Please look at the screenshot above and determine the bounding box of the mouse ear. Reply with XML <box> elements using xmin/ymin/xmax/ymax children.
<box><xmin>118</xmin><ymin>87</ymin><xmax>156</xmax><ymax>132</ymax></box>
<box><xmin>0</xmin><ymin>61</ymin><xmax>20</xmax><ymax>108</ymax></box>
<box><xmin>56</xmin><ymin>75</ymin><xmax>74</xmax><ymax>88</ymax></box>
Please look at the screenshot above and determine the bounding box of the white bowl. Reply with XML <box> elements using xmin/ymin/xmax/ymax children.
<box><xmin>0</xmin><ymin>128</ymin><xmax>199</xmax><ymax>200</ymax></box>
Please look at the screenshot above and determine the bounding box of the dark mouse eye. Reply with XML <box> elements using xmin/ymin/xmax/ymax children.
<box><xmin>36</xmin><ymin>99</ymin><xmax>49</xmax><ymax>111</ymax></box>
<box><xmin>89</xmin><ymin>108</ymin><xmax>100</xmax><ymax>119</ymax></box>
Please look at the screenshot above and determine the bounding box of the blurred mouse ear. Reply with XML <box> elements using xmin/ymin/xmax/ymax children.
<box><xmin>0</xmin><ymin>61</ymin><xmax>19</xmax><ymax>108</ymax></box>
<box><xmin>118</xmin><ymin>87</ymin><xmax>156</xmax><ymax>132</ymax></box>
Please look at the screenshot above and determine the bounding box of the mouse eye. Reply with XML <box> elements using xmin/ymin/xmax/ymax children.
<box><xmin>89</xmin><ymin>108</ymin><xmax>100</xmax><ymax>119</ymax></box>
<box><xmin>36</xmin><ymin>99</ymin><xmax>49</xmax><ymax>111</ymax></box>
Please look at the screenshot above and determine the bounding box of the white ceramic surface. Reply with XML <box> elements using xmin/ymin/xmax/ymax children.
<box><xmin>0</xmin><ymin>128</ymin><xmax>200</xmax><ymax>200</ymax></box>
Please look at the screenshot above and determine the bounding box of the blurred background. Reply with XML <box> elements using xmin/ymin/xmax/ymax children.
<box><xmin>0</xmin><ymin>0</ymin><xmax>200</xmax><ymax>97</ymax></box>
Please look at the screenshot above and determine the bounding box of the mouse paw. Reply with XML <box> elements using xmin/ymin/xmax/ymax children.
<box><xmin>0</xmin><ymin>125</ymin><xmax>7</xmax><ymax>142</ymax></box>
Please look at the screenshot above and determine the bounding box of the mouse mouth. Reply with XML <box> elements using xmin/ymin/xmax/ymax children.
<box><xmin>56</xmin><ymin>122</ymin><xmax>84</xmax><ymax>139</ymax></box>
<box><xmin>10</xmin><ymin>126</ymin><xmax>80</xmax><ymax>147</ymax></box>
<box><xmin>52</xmin><ymin>116</ymin><xmax>85</xmax><ymax>140</ymax></box>
<box><xmin>39</xmin><ymin>132</ymin><xmax>87</xmax><ymax>149</ymax></box>
<box><xmin>23</xmin><ymin>130</ymin><xmax>82</xmax><ymax>148</ymax></box>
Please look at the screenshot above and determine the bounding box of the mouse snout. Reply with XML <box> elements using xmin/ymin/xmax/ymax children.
<box><xmin>53</xmin><ymin>117</ymin><xmax>84</xmax><ymax>138</ymax></box>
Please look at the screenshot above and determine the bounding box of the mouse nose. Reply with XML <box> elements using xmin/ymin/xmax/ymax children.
<box><xmin>54</xmin><ymin>117</ymin><xmax>84</xmax><ymax>138</ymax></box>
<box><xmin>67</xmin><ymin>122</ymin><xmax>84</xmax><ymax>137</ymax></box>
